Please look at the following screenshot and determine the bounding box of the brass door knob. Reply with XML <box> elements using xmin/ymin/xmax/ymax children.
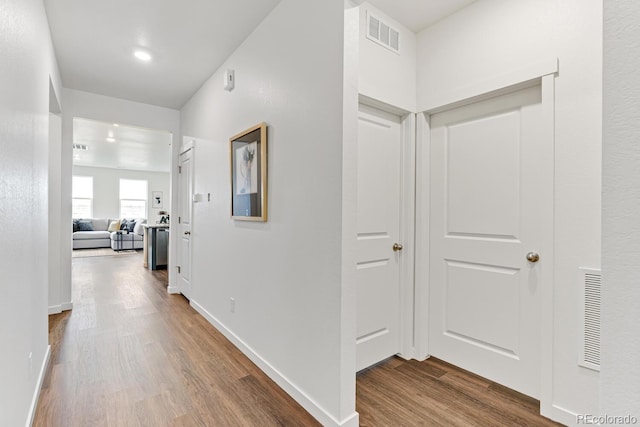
<box><xmin>526</xmin><ymin>252</ymin><xmax>540</xmax><ymax>263</ymax></box>
<box><xmin>393</xmin><ymin>243</ymin><xmax>403</xmax><ymax>252</ymax></box>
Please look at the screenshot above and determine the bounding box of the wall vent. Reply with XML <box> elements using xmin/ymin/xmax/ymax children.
<box><xmin>579</xmin><ymin>267</ymin><xmax>601</xmax><ymax>371</ymax></box>
<box><xmin>367</xmin><ymin>12</ymin><xmax>400</xmax><ymax>54</ymax></box>
<box><xmin>72</xmin><ymin>143</ymin><xmax>89</xmax><ymax>151</ymax></box>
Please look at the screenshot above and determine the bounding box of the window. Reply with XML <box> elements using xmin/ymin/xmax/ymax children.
<box><xmin>72</xmin><ymin>176</ymin><xmax>93</xmax><ymax>218</ymax></box>
<box><xmin>120</xmin><ymin>179</ymin><xmax>147</xmax><ymax>218</ymax></box>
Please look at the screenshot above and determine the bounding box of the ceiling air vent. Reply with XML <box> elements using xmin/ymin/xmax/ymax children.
<box><xmin>367</xmin><ymin>12</ymin><xmax>400</xmax><ymax>54</ymax></box>
<box><xmin>73</xmin><ymin>143</ymin><xmax>89</xmax><ymax>151</ymax></box>
<box><xmin>579</xmin><ymin>267</ymin><xmax>601</xmax><ymax>371</ymax></box>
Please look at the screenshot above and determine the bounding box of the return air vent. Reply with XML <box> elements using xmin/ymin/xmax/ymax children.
<box><xmin>579</xmin><ymin>267</ymin><xmax>601</xmax><ymax>371</ymax></box>
<box><xmin>367</xmin><ymin>12</ymin><xmax>400</xmax><ymax>53</ymax></box>
<box><xmin>72</xmin><ymin>143</ymin><xmax>89</xmax><ymax>151</ymax></box>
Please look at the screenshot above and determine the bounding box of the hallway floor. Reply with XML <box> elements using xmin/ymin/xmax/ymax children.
<box><xmin>34</xmin><ymin>253</ymin><xmax>562</xmax><ymax>426</ymax></box>
<box><xmin>34</xmin><ymin>254</ymin><xmax>319</xmax><ymax>426</ymax></box>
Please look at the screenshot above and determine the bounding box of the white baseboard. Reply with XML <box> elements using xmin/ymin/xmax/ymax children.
<box><xmin>167</xmin><ymin>286</ymin><xmax>180</xmax><ymax>294</ymax></box>
<box><xmin>190</xmin><ymin>300</ymin><xmax>359</xmax><ymax>427</ymax></box>
<box><xmin>26</xmin><ymin>345</ymin><xmax>51</xmax><ymax>427</ymax></box>
<box><xmin>48</xmin><ymin>301</ymin><xmax>73</xmax><ymax>315</ymax></box>
<box><xmin>551</xmin><ymin>404</ymin><xmax>580</xmax><ymax>426</ymax></box>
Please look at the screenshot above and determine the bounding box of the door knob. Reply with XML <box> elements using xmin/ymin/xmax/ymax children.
<box><xmin>526</xmin><ymin>252</ymin><xmax>540</xmax><ymax>263</ymax></box>
<box><xmin>393</xmin><ymin>243</ymin><xmax>403</xmax><ymax>252</ymax></box>
<box><xmin>184</xmin><ymin>231</ymin><xmax>191</xmax><ymax>235</ymax></box>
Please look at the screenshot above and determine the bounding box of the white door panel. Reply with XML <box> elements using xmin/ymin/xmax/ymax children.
<box><xmin>429</xmin><ymin>84</ymin><xmax>551</xmax><ymax>398</ymax></box>
<box><xmin>178</xmin><ymin>147</ymin><xmax>193</xmax><ymax>299</ymax></box>
<box><xmin>356</xmin><ymin>104</ymin><xmax>402</xmax><ymax>371</ymax></box>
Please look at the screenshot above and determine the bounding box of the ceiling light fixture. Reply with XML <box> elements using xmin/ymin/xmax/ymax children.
<box><xmin>106</xmin><ymin>137</ymin><xmax>116</xmax><ymax>143</ymax></box>
<box><xmin>134</xmin><ymin>50</ymin><xmax>152</xmax><ymax>61</ymax></box>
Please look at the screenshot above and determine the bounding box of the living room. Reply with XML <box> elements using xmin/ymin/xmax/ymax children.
<box><xmin>71</xmin><ymin>117</ymin><xmax>171</xmax><ymax>258</ymax></box>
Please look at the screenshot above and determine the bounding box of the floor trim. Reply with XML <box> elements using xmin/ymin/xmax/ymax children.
<box><xmin>26</xmin><ymin>345</ymin><xmax>50</xmax><ymax>427</ymax></box>
<box><xmin>551</xmin><ymin>404</ymin><xmax>580</xmax><ymax>427</ymax></box>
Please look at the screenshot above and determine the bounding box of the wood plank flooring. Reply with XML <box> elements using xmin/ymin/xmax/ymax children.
<box><xmin>357</xmin><ymin>357</ymin><xmax>562</xmax><ymax>427</ymax></box>
<box><xmin>35</xmin><ymin>253</ymin><xmax>562</xmax><ymax>426</ymax></box>
<box><xmin>34</xmin><ymin>254</ymin><xmax>319</xmax><ymax>427</ymax></box>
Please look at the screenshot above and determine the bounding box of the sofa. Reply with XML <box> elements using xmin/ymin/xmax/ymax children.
<box><xmin>73</xmin><ymin>218</ymin><xmax>147</xmax><ymax>250</ymax></box>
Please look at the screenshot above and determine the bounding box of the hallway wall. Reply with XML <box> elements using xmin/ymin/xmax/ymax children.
<box><xmin>416</xmin><ymin>0</ymin><xmax>603</xmax><ymax>422</ymax></box>
<box><xmin>0</xmin><ymin>0</ymin><xmax>63</xmax><ymax>425</ymax></box>
<box><xmin>180</xmin><ymin>0</ymin><xmax>355</xmax><ymax>425</ymax></box>
<box><xmin>602</xmin><ymin>0</ymin><xmax>640</xmax><ymax>417</ymax></box>
<box><xmin>358</xmin><ymin>2</ymin><xmax>417</xmax><ymax>112</ymax></box>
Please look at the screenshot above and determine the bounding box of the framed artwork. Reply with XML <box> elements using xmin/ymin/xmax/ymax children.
<box><xmin>152</xmin><ymin>191</ymin><xmax>163</xmax><ymax>208</ymax></box>
<box><xmin>230</xmin><ymin>123</ymin><xmax>267</xmax><ymax>221</ymax></box>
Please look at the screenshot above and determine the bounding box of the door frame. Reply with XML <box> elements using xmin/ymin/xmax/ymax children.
<box><xmin>414</xmin><ymin>62</ymin><xmax>558</xmax><ymax>416</ymax></box>
<box><xmin>177</xmin><ymin>138</ymin><xmax>195</xmax><ymax>297</ymax></box>
<box><xmin>358</xmin><ymin>95</ymin><xmax>417</xmax><ymax>361</ymax></box>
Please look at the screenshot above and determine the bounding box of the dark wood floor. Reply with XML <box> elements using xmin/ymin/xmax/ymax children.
<box><xmin>35</xmin><ymin>253</ymin><xmax>562</xmax><ymax>426</ymax></box>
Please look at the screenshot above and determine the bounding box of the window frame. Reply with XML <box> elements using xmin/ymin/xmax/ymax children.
<box><xmin>72</xmin><ymin>175</ymin><xmax>94</xmax><ymax>218</ymax></box>
<box><xmin>119</xmin><ymin>179</ymin><xmax>148</xmax><ymax>219</ymax></box>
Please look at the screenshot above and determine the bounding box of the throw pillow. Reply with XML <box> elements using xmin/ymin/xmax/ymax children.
<box><xmin>133</xmin><ymin>219</ymin><xmax>146</xmax><ymax>236</ymax></box>
<box><xmin>107</xmin><ymin>219</ymin><xmax>121</xmax><ymax>232</ymax></box>
<box><xmin>120</xmin><ymin>219</ymin><xmax>129</xmax><ymax>230</ymax></box>
<box><xmin>126</xmin><ymin>219</ymin><xmax>136</xmax><ymax>232</ymax></box>
<box><xmin>73</xmin><ymin>220</ymin><xmax>79</xmax><ymax>233</ymax></box>
<box><xmin>77</xmin><ymin>220</ymin><xmax>94</xmax><ymax>231</ymax></box>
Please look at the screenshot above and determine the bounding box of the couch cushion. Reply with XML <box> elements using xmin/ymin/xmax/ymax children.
<box><xmin>133</xmin><ymin>218</ymin><xmax>147</xmax><ymax>236</ymax></box>
<box><xmin>110</xmin><ymin>231</ymin><xmax>143</xmax><ymax>242</ymax></box>
<box><xmin>73</xmin><ymin>231</ymin><xmax>111</xmax><ymax>240</ymax></box>
<box><xmin>76</xmin><ymin>220</ymin><xmax>94</xmax><ymax>231</ymax></box>
<box><xmin>125</xmin><ymin>219</ymin><xmax>136</xmax><ymax>232</ymax></box>
<box><xmin>92</xmin><ymin>218</ymin><xmax>109</xmax><ymax>231</ymax></box>
<box><xmin>107</xmin><ymin>219</ymin><xmax>121</xmax><ymax>232</ymax></box>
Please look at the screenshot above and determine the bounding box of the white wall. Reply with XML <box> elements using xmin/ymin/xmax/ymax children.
<box><xmin>358</xmin><ymin>2</ymin><xmax>416</xmax><ymax>112</ymax></box>
<box><xmin>61</xmin><ymin>89</ymin><xmax>180</xmax><ymax>296</ymax></box>
<box><xmin>49</xmin><ymin>112</ymin><xmax>65</xmax><ymax>314</ymax></box>
<box><xmin>0</xmin><ymin>0</ymin><xmax>63</xmax><ymax>424</ymax></box>
<box><xmin>180</xmin><ymin>0</ymin><xmax>355</xmax><ymax>425</ymax></box>
<box><xmin>602</xmin><ymin>0</ymin><xmax>640</xmax><ymax>418</ymax></box>
<box><xmin>416</xmin><ymin>1</ymin><xmax>602</xmax><ymax>422</ymax></box>
<box><xmin>72</xmin><ymin>166</ymin><xmax>170</xmax><ymax>222</ymax></box>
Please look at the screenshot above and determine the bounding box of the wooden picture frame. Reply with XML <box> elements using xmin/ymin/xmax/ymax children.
<box><xmin>230</xmin><ymin>123</ymin><xmax>267</xmax><ymax>221</ymax></box>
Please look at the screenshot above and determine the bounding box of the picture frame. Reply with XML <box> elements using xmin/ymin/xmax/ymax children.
<box><xmin>152</xmin><ymin>191</ymin><xmax>163</xmax><ymax>208</ymax></box>
<box><xmin>230</xmin><ymin>123</ymin><xmax>267</xmax><ymax>221</ymax></box>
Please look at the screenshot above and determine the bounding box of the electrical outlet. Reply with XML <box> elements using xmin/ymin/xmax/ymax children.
<box><xmin>230</xmin><ymin>297</ymin><xmax>236</xmax><ymax>313</ymax></box>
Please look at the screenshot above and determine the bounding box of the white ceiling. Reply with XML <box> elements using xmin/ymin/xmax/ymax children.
<box><xmin>44</xmin><ymin>0</ymin><xmax>281</xmax><ymax>109</ymax></box>
<box><xmin>73</xmin><ymin>118</ymin><xmax>172</xmax><ymax>173</ymax></box>
<box><xmin>365</xmin><ymin>0</ymin><xmax>476</xmax><ymax>33</ymax></box>
<box><xmin>45</xmin><ymin>1</ymin><xmax>476</xmax><ymax>112</ymax></box>
<box><xmin>52</xmin><ymin>1</ymin><xmax>475</xmax><ymax>172</ymax></box>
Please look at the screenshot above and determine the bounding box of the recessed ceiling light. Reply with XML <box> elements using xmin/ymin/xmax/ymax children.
<box><xmin>134</xmin><ymin>50</ymin><xmax>152</xmax><ymax>61</ymax></box>
<box><xmin>106</xmin><ymin>137</ymin><xmax>116</xmax><ymax>143</ymax></box>
<box><xmin>113</xmin><ymin>123</ymin><xmax>120</xmax><ymax>127</ymax></box>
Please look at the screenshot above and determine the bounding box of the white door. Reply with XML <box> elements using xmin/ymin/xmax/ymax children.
<box><xmin>178</xmin><ymin>147</ymin><xmax>194</xmax><ymax>299</ymax></box>
<box><xmin>429</xmin><ymin>83</ymin><xmax>552</xmax><ymax>398</ymax></box>
<box><xmin>356</xmin><ymin>104</ymin><xmax>403</xmax><ymax>371</ymax></box>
